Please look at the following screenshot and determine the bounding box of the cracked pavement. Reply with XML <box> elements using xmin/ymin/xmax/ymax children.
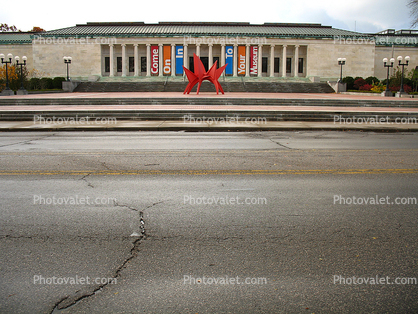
<box><xmin>0</xmin><ymin>131</ymin><xmax>417</xmax><ymax>313</ymax></box>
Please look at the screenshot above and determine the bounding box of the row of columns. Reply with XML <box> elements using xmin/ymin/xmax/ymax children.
<box><xmin>108</xmin><ymin>43</ymin><xmax>302</xmax><ymax>77</ymax></box>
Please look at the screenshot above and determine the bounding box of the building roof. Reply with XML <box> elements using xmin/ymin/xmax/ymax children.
<box><xmin>0</xmin><ymin>33</ymin><xmax>33</xmax><ymax>44</ymax></box>
<box><xmin>41</xmin><ymin>22</ymin><xmax>364</xmax><ymax>39</ymax></box>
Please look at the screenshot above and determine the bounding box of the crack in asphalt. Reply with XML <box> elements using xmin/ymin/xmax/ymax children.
<box><xmin>0</xmin><ymin>133</ymin><xmax>57</xmax><ymax>148</ymax></box>
<box><xmin>49</xmin><ymin>200</ymin><xmax>165</xmax><ymax>314</ymax></box>
<box><xmin>79</xmin><ymin>173</ymin><xmax>94</xmax><ymax>188</ymax></box>
<box><xmin>269</xmin><ymin>138</ymin><xmax>295</xmax><ymax>150</ymax></box>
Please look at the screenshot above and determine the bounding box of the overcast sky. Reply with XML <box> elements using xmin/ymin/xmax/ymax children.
<box><xmin>0</xmin><ymin>0</ymin><xmax>414</xmax><ymax>33</ymax></box>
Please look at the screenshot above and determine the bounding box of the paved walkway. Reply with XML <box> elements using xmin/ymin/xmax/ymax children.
<box><xmin>1</xmin><ymin>120</ymin><xmax>417</xmax><ymax>131</ymax></box>
<box><xmin>0</xmin><ymin>91</ymin><xmax>417</xmax><ymax>100</ymax></box>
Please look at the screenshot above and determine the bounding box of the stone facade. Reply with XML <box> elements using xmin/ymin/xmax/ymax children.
<box><xmin>1</xmin><ymin>23</ymin><xmax>417</xmax><ymax>81</ymax></box>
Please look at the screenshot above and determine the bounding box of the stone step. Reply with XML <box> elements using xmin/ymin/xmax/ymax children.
<box><xmin>1</xmin><ymin>97</ymin><xmax>417</xmax><ymax>108</ymax></box>
<box><xmin>1</xmin><ymin>109</ymin><xmax>417</xmax><ymax>123</ymax></box>
<box><xmin>73</xmin><ymin>81</ymin><xmax>335</xmax><ymax>93</ymax></box>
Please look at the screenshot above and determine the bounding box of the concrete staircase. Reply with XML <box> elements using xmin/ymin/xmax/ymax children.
<box><xmin>1</xmin><ymin>96</ymin><xmax>417</xmax><ymax>123</ymax></box>
<box><xmin>73</xmin><ymin>81</ymin><xmax>335</xmax><ymax>93</ymax></box>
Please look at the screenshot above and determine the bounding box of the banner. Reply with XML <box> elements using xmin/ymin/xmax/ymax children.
<box><xmin>238</xmin><ymin>46</ymin><xmax>246</xmax><ymax>75</ymax></box>
<box><xmin>175</xmin><ymin>46</ymin><xmax>183</xmax><ymax>75</ymax></box>
<box><xmin>250</xmin><ymin>46</ymin><xmax>258</xmax><ymax>75</ymax></box>
<box><xmin>163</xmin><ymin>46</ymin><xmax>171</xmax><ymax>75</ymax></box>
<box><xmin>225</xmin><ymin>46</ymin><xmax>233</xmax><ymax>75</ymax></box>
<box><xmin>151</xmin><ymin>45</ymin><xmax>159</xmax><ymax>75</ymax></box>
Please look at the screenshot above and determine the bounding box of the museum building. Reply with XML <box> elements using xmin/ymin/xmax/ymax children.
<box><xmin>1</xmin><ymin>22</ymin><xmax>418</xmax><ymax>81</ymax></box>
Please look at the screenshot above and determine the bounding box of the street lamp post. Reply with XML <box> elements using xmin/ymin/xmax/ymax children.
<box><xmin>336</xmin><ymin>58</ymin><xmax>347</xmax><ymax>93</ymax></box>
<box><xmin>382</xmin><ymin>57</ymin><xmax>395</xmax><ymax>97</ymax></box>
<box><xmin>15</xmin><ymin>56</ymin><xmax>28</xmax><ymax>95</ymax></box>
<box><xmin>396</xmin><ymin>55</ymin><xmax>410</xmax><ymax>97</ymax></box>
<box><xmin>337</xmin><ymin>58</ymin><xmax>346</xmax><ymax>82</ymax></box>
<box><xmin>63</xmin><ymin>56</ymin><xmax>72</xmax><ymax>81</ymax></box>
<box><xmin>0</xmin><ymin>53</ymin><xmax>14</xmax><ymax>96</ymax></box>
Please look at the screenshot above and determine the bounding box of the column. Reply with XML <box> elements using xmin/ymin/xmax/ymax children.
<box><xmin>184</xmin><ymin>44</ymin><xmax>188</xmax><ymax>69</ymax></box>
<box><xmin>146</xmin><ymin>44</ymin><xmax>151</xmax><ymax>77</ymax></box>
<box><xmin>282</xmin><ymin>45</ymin><xmax>287</xmax><ymax>78</ymax></box>
<box><xmin>270</xmin><ymin>45</ymin><xmax>275</xmax><ymax>77</ymax></box>
<box><xmin>121</xmin><ymin>44</ymin><xmax>127</xmax><ymax>77</ymax></box>
<box><xmin>233</xmin><ymin>44</ymin><xmax>238</xmax><ymax>77</ymax></box>
<box><xmin>196</xmin><ymin>44</ymin><xmax>200</xmax><ymax>57</ymax></box>
<box><xmin>208</xmin><ymin>44</ymin><xmax>213</xmax><ymax>68</ymax></box>
<box><xmin>258</xmin><ymin>45</ymin><xmax>263</xmax><ymax>77</ymax></box>
<box><xmin>245</xmin><ymin>44</ymin><xmax>250</xmax><ymax>77</ymax></box>
<box><xmin>294</xmin><ymin>45</ymin><xmax>299</xmax><ymax>77</ymax></box>
<box><xmin>134</xmin><ymin>44</ymin><xmax>139</xmax><ymax>76</ymax></box>
<box><xmin>158</xmin><ymin>43</ymin><xmax>163</xmax><ymax>77</ymax></box>
<box><xmin>171</xmin><ymin>43</ymin><xmax>176</xmax><ymax>77</ymax></box>
<box><xmin>109</xmin><ymin>44</ymin><xmax>114</xmax><ymax>77</ymax></box>
<box><xmin>221</xmin><ymin>44</ymin><xmax>225</xmax><ymax>67</ymax></box>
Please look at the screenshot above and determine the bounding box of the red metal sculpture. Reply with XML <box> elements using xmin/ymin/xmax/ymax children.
<box><xmin>183</xmin><ymin>53</ymin><xmax>227</xmax><ymax>95</ymax></box>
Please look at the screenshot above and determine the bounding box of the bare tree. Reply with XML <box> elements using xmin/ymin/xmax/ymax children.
<box><xmin>0</xmin><ymin>23</ymin><xmax>20</xmax><ymax>32</ymax></box>
<box><xmin>408</xmin><ymin>0</ymin><xmax>418</xmax><ymax>28</ymax></box>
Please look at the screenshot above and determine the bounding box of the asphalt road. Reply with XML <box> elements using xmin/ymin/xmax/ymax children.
<box><xmin>0</xmin><ymin>131</ymin><xmax>417</xmax><ymax>314</ymax></box>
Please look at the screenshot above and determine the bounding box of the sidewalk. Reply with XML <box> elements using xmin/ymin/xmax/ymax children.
<box><xmin>1</xmin><ymin>91</ymin><xmax>417</xmax><ymax>100</ymax></box>
<box><xmin>1</xmin><ymin>120</ymin><xmax>417</xmax><ymax>131</ymax></box>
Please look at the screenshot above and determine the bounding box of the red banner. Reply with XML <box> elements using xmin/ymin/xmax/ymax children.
<box><xmin>250</xmin><ymin>46</ymin><xmax>258</xmax><ymax>75</ymax></box>
<box><xmin>151</xmin><ymin>45</ymin><xmax>159</xmax><ymax>75</ymax></box>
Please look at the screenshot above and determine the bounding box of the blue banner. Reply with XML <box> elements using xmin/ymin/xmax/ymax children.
<box><xmin>225</xmin><ymin>46</ymin><xmax>233</xmax><ymax>75</ymax></box>
<box><xmin>175</xmin><ymin>46</ymin><xmax>184</xmax><ymax>75</ymax></box>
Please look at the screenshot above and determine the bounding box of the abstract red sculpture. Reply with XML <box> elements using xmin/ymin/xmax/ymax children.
<box><xmin>183</xmin><ymin>53</ymin><xmax>227</xmax><ymax>95</ymax></box>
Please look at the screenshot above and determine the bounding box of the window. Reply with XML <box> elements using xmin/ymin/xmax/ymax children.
<box><xmin>117</xmin><ymin>57</ymin><xmax>122</xmax><ymax>73</ymax></box>
<box><xmin>141</xmin><ymin>57</ymin><xmax>147</xmax><ymax>73</ymax></box>
<box><xmin>274</xmin><ymin>58</ymin><xmax>280</xmax><ymax>73</ymax></box>
<box><xmin>286</xmin><ymin>58</ymin><xmax>291</xmax><ymax>73</ymax></box>
<box><xmin>129</xmin><ymin>57</ymin><xmax>134</xmax><ymax>73</ymax></box>
<box><xmin>189</xmin><ymin>57</ymin><xmax>194</xmax><ymax>72</ymax></box>
<box><xmin>213</xmin><ymin>57</ymin><xmax>219</xmax><ymax>69</ymax></box>
<box><xmin>200</xmin><ymin>57</ymin><xmax>208</xmax><ymax>71</ymax></box>
<box><xmin>298</xmin><ymin>58</ymin><xmax>304</xmax><ymax>74</ymax></box>
<box><xmin>105</xmin><ymin>57</ymin><xmax>110</xmax><ymax>73</ymax></box>
<box><xmin>262</xmin><ymin>57</ymin><xmax>268</xmax><ymax>73</ymax></box>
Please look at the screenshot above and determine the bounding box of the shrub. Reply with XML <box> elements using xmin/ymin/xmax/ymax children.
<box><xmin>353</xmin><ymin>78</ymin><xmax>367</xmax><ymax>90</ymax></box>
<box><xmin>52</xmin><ymin>77</ymin><xmax>66</xmax><ymax>89</ymax></box>
<box><xmin>389</xmin><ymin>84</ymin><xmax>412</xmax><ymax>93</ymax></box>
<box><xmin>365</xmin><ymin>76</ymin><xmax>380</xmax><ymax>85</ymax></box>
<box><xmin>40</xmin><ymin>77</ymin><xmax>54</xmax><ymax>89</ymax></box>
<box><xmin>342</xmin><ymin>76</ymin><xmax>355</xmax><ymax>90</ymax></box>
<box><xmin>371</xmin><ymin>84</ymin><xmax>385</xmax><ymax>93</ymax></box>
<box><xmin>359</xmin><ymin>84</ymin><xmax>372</xmax><ymax>91</ymax></box>
<box><xmin>29</xmin><ymin>77</ymin><xmax>41</xmax><ymax>90</ymax></box>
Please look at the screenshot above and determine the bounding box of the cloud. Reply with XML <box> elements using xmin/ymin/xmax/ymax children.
<box><xmin>0</xmin><ymin>0</ymin><xmax>415</xmax><ymax>33</ymax></box>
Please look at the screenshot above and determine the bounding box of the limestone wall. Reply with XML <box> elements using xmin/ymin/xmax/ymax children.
<box><xmin>31</xmin><ymin>39</ymin><xmax>102</xmax><ymax>78</ymax></box>
<box><xmin>374</xmin><ymin>46</ymin><xmax>418</xmax><ymax>80</ymax></box>
<box><xmin>306</xmin><ymin>40</ymin><xmax>375</xmax><ymax>80</ymax></box>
